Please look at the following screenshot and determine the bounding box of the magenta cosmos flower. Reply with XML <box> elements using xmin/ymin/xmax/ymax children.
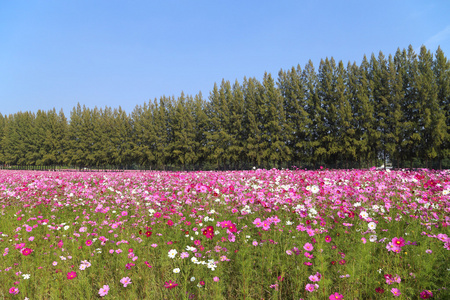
<box><xmin>325</xmin><ymin>235</ymin><xmax>332</xmax><ymax>243</ymax></box>
<box><xmin>165</xmin><ymin>280</ymin><xmax>178</xmax><ymax>290</ymax></box>
<box><xmin>203</xmin><ymin>226</ymin><xmax>214</xmax><ymax>239</ymax></box>
<box><xmin>329</xmin><ymin>292</ymin><xmax>344</xmax><ymax>300</ymax></box>
<box><xmin>391</xmin><ymin>237</ymin><xmax>405</xmax><ymax>248</ymax></box>
<box><xmin>420</xmin><ymin>290</ymin><xmax>433</xmax><ymax>299</ymax></box>
<box><xmin>67</xmin><ymin>271</ymin><xmax>77</xmax><ymax>280</ymax></box>
<box><xmin>21</xmin><ymin>248</ymin><xmax>32</xmax><ymax>256</ymax></box>
<box><xmin>85</xmin><ymin>240</ymin><xmax>92</xmax><ymax>246</ymax></box>
<box><xmin>9</xmin><ymin>287</ymin><xmax>19</xmax><ymax>295</ymax></box>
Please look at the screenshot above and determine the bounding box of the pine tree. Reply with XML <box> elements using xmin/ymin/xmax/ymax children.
<box><xmin>228</xmin><ymin>80</ymin><xmax>245</xmax><ymax>169</ymax></box>
<box><xmin>369</xmin><ymin>52</ymin><xmax>391</xmax><ymax>167</ymax></box>
<box><xmin>433</xmin><ymin>46</ymin><xmax>450</xmax><ymax>168</ymax></box>
<box><xmin>152</xmin><ymin>97</ymin><xmax>171</xmax><ymax>169</ymax></box>
<box><xmin>205</xmin><ymin>81</ymin><xmax>232</xmax><ymax>169</ymax></box>
<box><xmin>242</xmin><ymin>77</ymin><xmax>263</xmax><ymax>168</ymax></box>
<box><xmin>259</xmin><ymin>72</ymin><xmax>290</xmax><ymax>168</ymax></box>
<box><xmin>317</xmin><ymin>58</ymin><xmax>337</xmax><ymax>166</ymax></box>
<box><xmin>417</xmin><ymin>45</ymin><xmax>446</xmax><ymax>168</ymax></box>
<box><xmin>335</xmin><ymin>60</ymin><xmax>356</xmax><ymax>168</ymax></box>
<box><xmin>385</xmin><ymin>54</ymin><xmax>404</xmax><ymax>167</ymax></box>
<box><xmin>278</xmin><ymin>65</ymin><xmax>311</xmax><ymax>167</ymax></box>
<box><xmin>170</xmin><ymin>92</ymin><xmax>196</xmax><ymax>169</ymax></box>
<box><xmin>302</xmin><ymin>60</ymin><xmax>320</xmax><ymax>167</ymax></box>
<box><xmin>192</xmin><ymin>92</ymin><xmax>208</xmax><ymax>169</ymax></box>
<box><xmin>0</xmin><ymin>113</ymin><xmax>4</xmax><ymax>164</ymax></box>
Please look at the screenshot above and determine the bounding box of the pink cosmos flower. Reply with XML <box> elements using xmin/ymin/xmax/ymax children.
<box><xmin>329</xmin><ymin>292</ymin><xmax>344</xmax><ymax>300</ymax></box>
<box><xmin>9</xmin><ymin>287</ymin><xmax>19</xmax><ymax>295</ymax></box>
<box><xmin>305</xmin><ymin>283</ymin><xmax>317</xmax><ymax>292</ymax></box>
<box><xmin>67</xmin><ymin>271</ymin><xmax>77</xmax><ymax>280</ymax></box>
<box><xmin>213</xmin><ymin>276</ymin><xmax>219</xmax><ymax>282</ymax></box>
<box><xmin>99</xmin><ymin>285</ymin><xmax>109</xmax><ymax>297</ymax></box>
<box><xmin>386</xmin><ymin>242</ymin><xmax>401</xmax><ymax>252</ymax></box>
<box><xmin>391</xmin><ymin>288</ymin><xmax>401</xmax><ymax>297</ymax></box>
<box><xmin>444</xmin><ymin>241</ymin><xmax>450</xmax><ymax>250</ymax></box>
<box><xmin>253</xmin><ymin>218</ymin><xmax>262</xmax><ymax>227</ymax></box>
<box><xmin>303</xmin><ymin>243</ymin><xmax>314</xmax><ymax>251</ymax></box>
<box><xmin>220</xmin><ymin>220</ymin><xmax>232</xmax><ymax>228</ymax></box>
<box><xmin>120</xmin><ymin>277</ymin><xmax>132</xmax><ymax>287</ymax></box>
<box><xmin>15</xmin><ymin>243</ymin><xmax>25</xmax><ymax>250</ymax></box>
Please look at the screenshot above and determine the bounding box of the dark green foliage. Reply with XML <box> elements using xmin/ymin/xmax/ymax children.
<box><xmin>1</xmin><ymin>45</ymin><xmax>450</xmax><ymax>169</ymax></box>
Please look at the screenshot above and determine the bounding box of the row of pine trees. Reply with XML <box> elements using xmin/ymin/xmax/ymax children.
<box><xmin>0</xmin><ymin>45</ymin><xmax>449</xmax><ymax>170</ymax></box>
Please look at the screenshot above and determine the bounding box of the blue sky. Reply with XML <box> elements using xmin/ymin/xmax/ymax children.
<box><xmin>1</xmin><ymin>0</ymin><xmax>450</xmax><ymax>116</ymax></box>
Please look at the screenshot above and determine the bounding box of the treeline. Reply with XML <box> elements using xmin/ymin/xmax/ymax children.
<box><xmin>0</xmin><ymin>45</ymin><xmax>449</xmax><ymax>170</ymax></box>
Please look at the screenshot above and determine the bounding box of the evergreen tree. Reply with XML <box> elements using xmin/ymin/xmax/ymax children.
<box><xmin>385</xmin><ymin>54</ymin><xmax>404</xmax><ymax>167</ymax></box>
<box><xmin>317</xmin><ymin>58</ymin><xmax>337</xmax><ymax>165</ymax></box>
<box><xmin>259</xmin><ymin>72</ymin><xmax>290</xmax><ymax>168</ymax></box>
<box><xmin>152</xmin><ymin>97</ymin><xmax>171</xmax><ymax>169</ymax></box>
<box><xmin>242</xmin><ymin>77</ymin><xmax>263</xmax><ymax>167</ymax></box>
<box><xmin>227</xmin><ymin>80</ymin><xmax>245</xmax><ymax>169</ymax></box>
<box><xmin>0</xmin><ymin>113</ymin><xmax>4</xmax><ymax>164</ymax></box>
<box><xmin>131</xmin><ymin>103</ymin><xmax>155</xmax><ymax>168</ymax></box>
<box><xmin>205</xmin><ymin>81</ymin><xmax>233</xmax><ymax>169</ymax></box>
<box><xmin>433</xmin><ymin>46</ymin><xmax>450</xmax><ymax>168</ymax></box>
<box><xmin>417</xmin><ymin>45</ymin><xmax>446</xmax><ymax>168</ymax></box>
<box><xmin>192</xmin><ymin>92</ymin><xmax>208</xmax><ymax>169</ymax></box>
<box><xmin>369</xmin><ymin>52</ymin><xmax>390</xmax><ymax>167</ymax></box>
<box><xmin>170</xmin><ymin>92</ymin><xmax>196</xmax><ymax>169</ymax></box>
<box><xmin>302</xmin><ymin>60</ymin><xmax>320</xmax><ymax>167</ymax></box>
<box><xmin>278</xmin><ymin>65</ymin><xmax>311</xmax><ymax>167</ymax></box>
<box><xmin>335</xmin><ymin>60</ymin><xmax>356</xmax><ymax>167</ymax></box>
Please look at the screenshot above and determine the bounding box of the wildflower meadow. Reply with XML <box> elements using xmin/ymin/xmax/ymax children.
<box><xmin>0</xmin><ymin>168</ymin><xmax>449</xmax><ymax>299</ymax></box>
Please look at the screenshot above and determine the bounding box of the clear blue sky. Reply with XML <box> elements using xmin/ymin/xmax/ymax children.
<box><xmin>1</xmin><ymin>0</ymin><xmax>450</xmax><ymax>116</ymax></box>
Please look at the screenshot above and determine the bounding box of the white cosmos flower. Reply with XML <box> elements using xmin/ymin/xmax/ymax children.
<box><xmin>368</xmin><ymin>222</ymin><xmax>377</xmax><ymax>230</ymax></box>
<box><xmin>369</xmin><ymin>235</ymin><xmax>377</xmax><ymax>242</ymax></box>
<box><xmin>310</xmin><ymin>185</ymin><xmax>320</xmax><ymax>194</ymax></box>
<box><xmin>168</xmin><ymin>249</ymin><xmax>177</xmax><ymax>259</ymax></box>
<box><xmin>173</xmin><ymin>268</ymin><xmax>180</xmax><ymax>273</ymax></box>
<box><xmin>360</xmin><ymin>211</ymin><xmax>369</xmax><ymax>219</ymax></box>
<box><xmin>22</xmin><ymin>274</ymin><xmax>31</xmax><ymax>279</ymax></box>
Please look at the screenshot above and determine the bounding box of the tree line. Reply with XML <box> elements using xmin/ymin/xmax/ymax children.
<box><xmin>0</xmin><ymin>45</ymin><xmax>449</xmax><ymax>170</ymax></box>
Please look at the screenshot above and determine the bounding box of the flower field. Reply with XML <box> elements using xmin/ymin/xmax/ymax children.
<box><xmin>0</xmin><ymin>168</ymin><xmax>449</xmax><ymax>299</ymax></box>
